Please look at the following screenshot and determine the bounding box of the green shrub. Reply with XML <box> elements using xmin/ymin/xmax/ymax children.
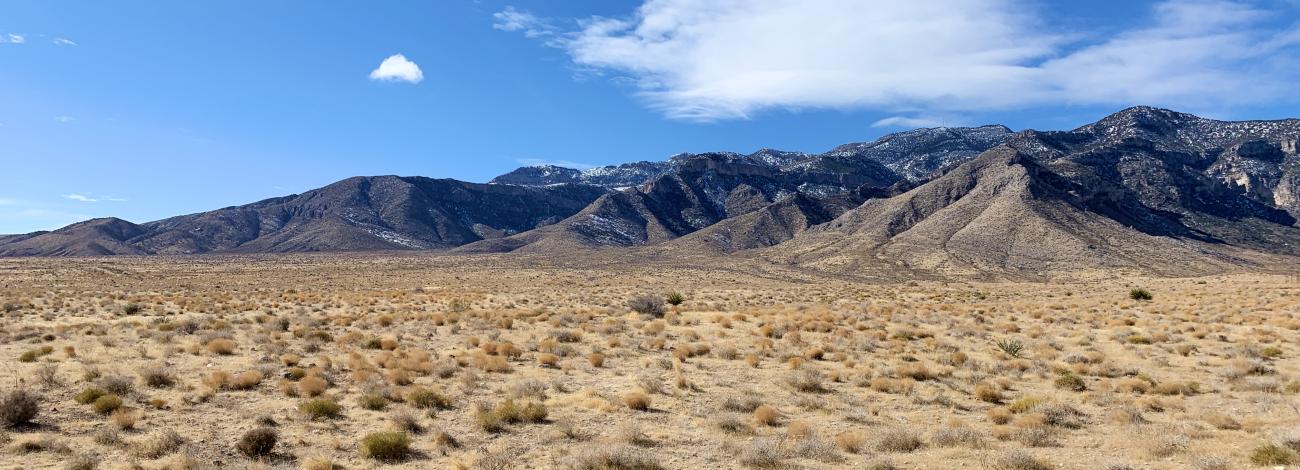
<box><xmin>92</xmin><ymin>394</ymin><xmax>123</xmax><ymax>414</ymax></box>
<box><xmin>358</xmin><ymin>394</ymin><xmax>387</xmax><ymax>411</ymax></box>
<box><xmin>407</xmin><ymin>387</ymin><xmax>452</xmax><ymax>410</ymax></box>
<box><xmin>359</xmin><ymin>431</ymin><xmax>410</xmax><ymax>461</ymax></box>
<box><xmin>1129</xmin><ymin>288</ymin><xmax>1153</xmax><ymax>301</ymax></box>
<box><xmin>18</xmin><ymin>346</ymin><xmax>53</xmax><ymax>363</ymax></box>
<box><xmin>299</xmin><ymin>399</ymin><xmax>342</xmax><ymax>420</ymax></box>
<box><xmin>665</xmin><ymin>292</ymin><xmax>685</xmax><ymax>306</ymax></box>
<box><xmin>1250</xmin><ymin>443</ymin><xmax>1295</xmax><ymax>465</ymax></box>
<box><xmin>75</xmin><ymin>387</ymin><xmax>109</xmax><ymax>405</ymax></box>
<box><xmin>1054</xmin><ymin>373</ymin><xmax>1086</xmax><ymax>392</ymax></box>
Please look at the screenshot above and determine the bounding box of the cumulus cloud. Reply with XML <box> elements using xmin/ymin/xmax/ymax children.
<box><xmin>498</xmin><ymin>0</ymin><xmax>1300</xmax><ymax>121</ymax></box>
<box><xmin>369</xmin><ymin>54</ymin><xmax>424</xmax><ymax>84</ymax></box>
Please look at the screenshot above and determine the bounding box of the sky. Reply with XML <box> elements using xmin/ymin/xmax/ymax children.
<box><xmin>2</xmin><ymin>0</ymin><xmax>1300</xmax><ymax>234</ymax></box>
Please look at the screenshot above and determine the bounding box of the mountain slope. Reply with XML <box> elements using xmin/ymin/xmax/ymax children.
<box><xmin>773</xmin><ymin>108</ymin><xmax>1300</xmax><ymax>276</ymax></box>
<box><xmin>456</xmin><ymin>151</ymin><xmax>902</xmax><ymax>253</ymax></box>
<box><xmin>0</xmin><ymin>218</ymin><xmax>150</xmax><ymax>257</ymax></box>
<box><xmin>465</xmin><ymin>126</ymin><xmax>1010</xmax><ymax>253</ymax></box>
<box><xmin>0</xmin><ymin>176</ymin><xmax>608</xmax><ymax>256</ymax></box>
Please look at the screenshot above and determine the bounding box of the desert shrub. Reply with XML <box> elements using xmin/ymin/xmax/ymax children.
<box><xmin>976</xmin><ymin>383</ymin><xmax>1003</xmax><ymax>403</ymax></box>
<box><xmin>665</xmin><ymin>292</ymin><xmax>685</xmax><ymax>306</ymax></box>
<box><xmin>91</xmin><ymin>394</ymin><xmax>123</xmax><ymax>415</ymax></box>
<box><xmin>111</xmin><ymin>408</ymin><xmax>139</xmax><ymax>430</ymax></box>
<box><xmin>1039</xmin><ymin>403</ymin><xmax>1086</xmax><ymax>429</ymax></box>
<box><xmin>122</xmin><ymin>303</ymin><xmax>144</xmax><ymax>315</ymax></box>
<box><xmin>19</xmin><ymin>346</ymin><xmax>54</xmax><ymax>363</ymax></box>
<box><xmin>359</xmin><ymin>394</ymin><xmax>388</xmax><ymax>411</ymax></box>
<box><xmin>206</xmin><ymin>338</ymin><xmax>236</xmax><ymax>355</ymax></box>
<box><xmin>1129</xmin><ymin>288</ymin><xmax>1152</xmax><ymax>301</ymax></box>
<box><xmin>1250</xmin><ymin>443</ymin><xmax>1295</xmax><ymax>465</ymax></box>
<box><xmin>65</xmin><ymin>452</ymin><xmax>100</xmax><ymax>470</ymax></box>
<box><xmin>388</xmin><ymin>410</ymin><xmax>422</xmax><ymax>433</ymax></box>
<box><xmin>1054</xmin><ymin>373</ymin><xmax>1086</xmax><ymax>391</ymax></box>
<box><xmin>407</xmin><ymin>387</ymin><xmax>452</xmax><ymax>409</ymax></box>
<box><xmin>298</xmin><ymin>376</ymin><xmax>328</xmax><ymax>397</ymax></box>
<box><xmin>989</xmin><ymin>450</ymin><xmax>1053</xmax><ymax>470</ymax></box>
<box><xmin>785</xmin><ymin>369</ymin><xmax>827</xmax><ymax>393</ymax></box>
<box><xmin>75</xmin><ymin>387</ymin><xmax>108</xmax><ymax>405</ymax></box>
<box><xmin>139</xmin><ymin>365</ymin><xmax>176</xmax><ymax>389</ymax></box>
<box><xmin>739</xmin><ymin>437</ymin><xmax>785</xmax><ymax>468</ymax></box>
<box><xmin>1204</xmin><ymin>413</ymin><xmax>1240</xmax><ymax>430</ymax></box>
<box><xmin>229</xmin><ymin>371</ymin><xmax>264</xmax><ymax>390</ymax></box>
<box><xmin>1190</xmin><ymin>456</ymin><xmax>1230</xmax><ymax>470</ymax></box>
<box><xmin>1008</xmin><ymin>396</ymin><xmax>1047</xmax><ymax>413</ymax></box>
<box><xmin>299</xmin><ymin>399</ymin><xmax>342</xmax><ymax>420</ymax></box>
<box><xmin>236</xmin><ymin>427</ymin><xmax>277</xmax><ymax>458</ymax></box>
<box><xmin>628</xmin><ymin>295</ymin><xmax>666</xmax><ymax>317</ymax></box>
<box><xmin>0</xmin><ymin>388</ymin><xmax>40</xmax><ymax>427</ymax></box>
<box><xmin>932</xmin><ymin>425</ymin><xmax>985</xmax><ymax>448</ymax></box>
<box><xmin>571</xmin><ymin>444</ymin><xmax>664</xmax><ymax>470</ymax></box>
<box><xmin>97</xmin><ymin>375</ymin><xmax>134</xmax><ymax>396</ymax></box>
<box><xmin>359</xmin><ymin>431</ymin><xmax>410</xmax><ymax>461</ymax></box>
<box><xmin>754</xmin><ymin>405</ymin><xmax>780</xmax><ymax>426</ymax></box>
<box><xmin>715</xmin><ymin>414</ymin><xmax>751</xmax><ymax>434</ymax></box>
<box><xmin>835</xmin><ymin>431</ymin><xmax>866</xmax><ymax>453</ymax></box>
<box><xmin>623</xmin><ymin>392</ymin><xmax>651</xmax><ymax>411</ymax></box>
<box><xmin>875</xmin><ymin>428</ymin><xmax>923</xmax><ymax>453</ymax></box>
<box><xmin>588</xmin><ymin>352</ymin><xmax>606</xmax><ymax>367</ymax></box>
<box><xmin>134</xmin><ymin>429</ymin><xmax>184</xmax><ymax>458</ymax></box>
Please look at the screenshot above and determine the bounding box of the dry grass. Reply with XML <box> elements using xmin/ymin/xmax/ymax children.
<box><xmin>0</xmin><ymin>254</ymin><xmax>1295</xmax><ymax>469</ymax></box>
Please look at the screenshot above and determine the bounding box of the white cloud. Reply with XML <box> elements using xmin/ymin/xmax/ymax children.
<box><xmin>53</xmin><ymin>37</ymin><xmax>77</xmax><ymax>46</ymax></box>
<box><xmin>56</xmin><ymin>116</ymin><xmax>75</xmax><ymax>123</ymax></box>
<box><xmin>6</xmin><ymin>33</ymin><xmax>25</xmax><ymax>44</ymax></box>
<box><xmin>493</xmin><ymin>6</ymin><xmax>554</xmax><ymax>38</ymax></box>
<box><xmin>62</xmin><ymin>193</ymin><xmax>126</xmax><ymax>203</ymax></box>
<box><xmin>871</xmin><ymin>116</ymin><xmax>963</xmax><ymax>129</ymax></box>
<box><xmin>499</xmin><ymin>0</ymin><xmax>1300</xmax><ymax>121</ymax></box>
<box><xmin>369</xmin><ymin>54</ymin><xmax>424</xmax><ymax>84</ymax></box>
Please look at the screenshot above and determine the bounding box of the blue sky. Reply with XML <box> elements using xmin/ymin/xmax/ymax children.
<box><xmin>3</xmin><ymin>0</ymin><xmax>1299</xmax><ymax>234</ymax></box>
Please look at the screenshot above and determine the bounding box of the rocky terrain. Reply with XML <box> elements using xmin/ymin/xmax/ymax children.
<box><xmin>4</xmin><ymin>107</ymin><xmax>1300</xmax><ymax>278</ymax></box>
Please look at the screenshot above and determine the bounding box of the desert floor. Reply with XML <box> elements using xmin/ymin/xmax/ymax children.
<box><xmin>0</xmin><ymin>253</ymin><xmax>1297</xmax><ymax>470</ymax></box>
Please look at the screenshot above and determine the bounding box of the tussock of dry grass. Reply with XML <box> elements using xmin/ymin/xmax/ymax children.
<box><xmin>0</xmin><ymin>255</ymin><xmax>1296</xmax><ymax>468</ymax></box>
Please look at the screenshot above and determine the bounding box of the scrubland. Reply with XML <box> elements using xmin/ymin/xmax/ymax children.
<box><xmin>0</xmin><ymin>253</ymin><xmax>1297</xmax><ymax>469</ymax></box>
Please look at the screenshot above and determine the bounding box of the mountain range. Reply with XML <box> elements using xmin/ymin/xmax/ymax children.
<box><xmin>5</xmin><ymin>107</ymin><xmax>1300</xmax><ymax>277</ymax></box>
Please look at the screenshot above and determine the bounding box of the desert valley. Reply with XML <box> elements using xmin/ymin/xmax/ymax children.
<box><xmin>1</xmin><ymin>106</ymin><xmax>1300</xmax><ymax>469</ymax></box>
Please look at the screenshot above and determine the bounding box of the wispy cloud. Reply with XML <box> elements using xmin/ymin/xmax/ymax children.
<box><xmin>63</xmin><ymin>194</ymin><xmax>96</xmax><ymax>202</ymax></box>
<box><xmin>55</xmin><ymin>116</ymin><xmax>75</xmax><ymax>123</ymax></box>
<box><xmin>369</xmin><ymin>54</ymin><xmax>424</xmax><ymax>84</ymax></box>
<box><xmin>62</xmin><ymin>193</ymin><xmax>127</xmax><ymax>203</ymax></box>
<box><xmin>5</xmin><ymin>33</ymin><xmax>25</xmax><ymax>44</ymax></box>
<box><xmin>871</xmin><ymin>115</ymin><xmax>968</xmax><ymax>129</ymax></box>
<box><xmin>516</xmin><ymin>158</ymin><xmax>597</xmax><ymax>170</ymax></box>
<box><xmin>493</xmin><ymin>7</ymin><xmax>556</xmax><ymax>38</ymax></box>
<box><xmin>53</xmin><ymin>37</ymin><xmax>77</xmax><ymax>46</ymax></box>
<box><xmin>0</xmin><ymin>198</ymin><xmax>92</xmax><ymax>234</ymax></box>
<box><xmin>498</xmin><ymin>0</ymin><xmax>1300</xmax><ymax>121</ymax></box>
